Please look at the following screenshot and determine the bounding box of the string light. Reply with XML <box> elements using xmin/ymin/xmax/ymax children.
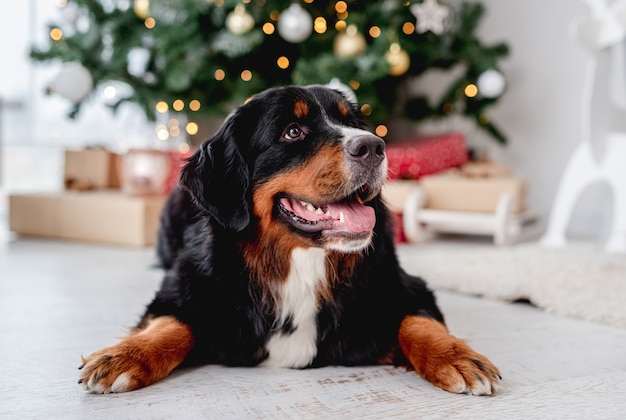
<box><xmin>314</xmin><ymin>17</ymin><xmax>327</xmax><ymax>34</ymax></box>
<box><xmin>156</xmin><ymin>124</ymin><xmax>169</xmax><ymax>140</ymax></box>
<box><xmin>155</xmin><ymin>101</ymin><xmax>168</xmax><ymax>113</ymax></box>
<box><xmin>172</xmin><ymin>99</ymin><xmax>184</xmax><ymax>111</ymax></box>
<box><xmin>277</xmin><ymin>56</ymin><xmax>289</xmax><ymax>69</ymax></box>
<box><xmin>375</xmin><ymin>125</ymin><xmax>388</xmax><ymax>137</ymax></box>
<box><xmin>186</xmin><ymin>122</ymin><xmax>199</xmax><ymax>135</ymax></box>
<box><xmin>103</xmin><ymin>85</ymin><xmax>117</xmax><ymax>99</ymax></box>
<box><xmin>464</xmin><ymin>83</ymin><xmax>478</xmax><ymax>98</ymax></box>
<box><xmin>360</xmin><ymin>104</ymin><xmax>372</xmax><ymax>116</ymax></box>
<box><xmin>214</xmin><ymin>69</ymin><xmax>225</xmax><ymax>81</ymax></box>
<box><xmin>263</xmin><ymin>22</ymin><xmax>275</xmax><ymax>34</ymax></box>
<box><xmin>189</xmin><ymin>99</ymin><xmax>201</xmax><ymax>111</ymax></box>
<box><xmin>335</xmin><ymin>1</ymin><xmax>347</xmax><ymax>13</ymax></box>
<box><xmin>50</xmin><ymin>28</ymin><xmax>63</xmax><ymax>41</ymax></box>
<box><xmin>170</xmin><ymin>125</ymin><xmax>181</xmax><ymax>137</ymax></box>
<box><xmin>335</xmin><ymin>20</ymin><xmax>346</xmax><ymax>31</ymax></box>
<box><xmin>144</xmin><ymin>17</ymin><xmax>156</xmax><ymax>29</ymax></box>
<box><xmin>369</xmin><ymin>26</ymin><xmax>381</xmax><ymax>38</ymax></box>
<box><xmin>241</xmin><ymin>70</ymin><xmax>252</xmax><ymax>81</ymax></box>
<box><xmin>402</xmin><ymin>22</ymin><xmax>415</xmax><ymax>34</ymax></box>
<box><xmin>179</xmin><ymin>143</ymin><xmax>191</xmax><ymax>154</ymax></box>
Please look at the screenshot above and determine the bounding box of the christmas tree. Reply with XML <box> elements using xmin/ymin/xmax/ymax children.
<box><xmin>31</xmin><ymin>0</ymin><xmax>509</xmax><ymax>144</ymax></box>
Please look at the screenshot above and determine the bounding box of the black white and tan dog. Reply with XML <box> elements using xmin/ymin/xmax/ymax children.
<box><xmin>78</xmin><ymin>85</ymin><xmax>501</xmax><ymax>395</ymax></box>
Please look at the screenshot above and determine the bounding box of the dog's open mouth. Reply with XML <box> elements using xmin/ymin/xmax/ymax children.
<box><xmin>277</xmin><ymin>187</ymin><xmax>376</xmax><ymax>234</ymax></box>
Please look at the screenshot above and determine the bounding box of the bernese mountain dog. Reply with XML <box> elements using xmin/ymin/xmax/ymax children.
<box><xmin>79</xmin><ymin>85</ymin><xmax>501</xmax><ymax>395</ymax></box>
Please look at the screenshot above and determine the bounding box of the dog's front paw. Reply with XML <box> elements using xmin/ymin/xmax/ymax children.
<box><xmin>422</xmin><ymin>341</ymin><xmax>501</xmax><ymax>396</ymax></box>
<box><xmin>399</xmin><ymin>315</ymin><xmax>501</xmax><ymax>396</ymax></box>
<box><xmin>78</xmin><ymin>316</ymin><xmax>195</xmax><ymax>393</ymax></box>
<box><xmin>78</xmin><ymin>345</ymin><xmax>148</xmax><ymax>394</ymax></box>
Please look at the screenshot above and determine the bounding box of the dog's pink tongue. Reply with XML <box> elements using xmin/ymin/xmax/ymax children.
<box><xmin>327</xmin><ymin>202</ymin><xmax>376</xmax><ymax>233</ymax></box>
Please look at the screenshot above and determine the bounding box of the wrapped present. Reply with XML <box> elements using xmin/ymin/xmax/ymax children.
<box><xmin>119</xmin><ymin>149</ymin><xmax>171</xmax><ymax>196</ymax></box>
<box><xmin>419</xmin><ymin>163</ymin><xmax>527</xmax><ymax>213</ymax></box>
<box><xmin>9</xmin><ymin>191</ymin><xmax>167</xmax><ymax>246</ymax></box>
<box><xmin>64</xmin><ymin>147</ymin><xmax>120</xmax><ymax>190</ymax></box>
<box><xmin>163</xmin><ymin>150</ymin><xmax>194</xmax><ymax>194</ymax></box>
<box><xmin>386</xmin><ymin>132</ymin><xmax>468</xmax><ymax>180</ymax></box>
<box><xmin>392</xmin><ymin>212</ymin><xmax>407</xmax><ymax>244</ymax></box>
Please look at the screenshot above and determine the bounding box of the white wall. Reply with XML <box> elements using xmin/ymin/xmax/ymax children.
<box><xmin>478</xmin><ymin>0</ymin><xmax>612</xmax><ymax>239</ymax></box>
<box><xmin>0</xmin><ymin>0</ymin><xmax>614</xmax><ymax>239</ymax></box>
<box><xmin>0</xmin><ymin>0</ymin><xmax>156</xmax><ymax>149</ymax></box>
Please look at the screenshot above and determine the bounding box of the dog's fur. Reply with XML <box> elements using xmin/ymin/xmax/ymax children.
<box><xmin>79</xmin><ymin>85</ymin><xmax>501</xmax><ymax>395</ymax></box>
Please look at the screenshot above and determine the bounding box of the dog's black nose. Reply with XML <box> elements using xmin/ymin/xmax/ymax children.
<box><xmin>347</xmin><ymin>135</ymin><xmax>386</xmax><ymax>169</ymax></box>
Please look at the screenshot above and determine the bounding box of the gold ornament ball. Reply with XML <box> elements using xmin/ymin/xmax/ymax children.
<box><xmin>386</xmin><ymin>43</ymin><xmax>410</xmax><ymax>76</ymax></box>
<box><xmin>226</xmin><ymin>5</ymin><xmax>255</xmax><ymax>35</ymax></box>
<box><xmin>134</xmin><ymin>0</ymin><xmax>150</xmax><ymax>20</ymax></box>
<box><xmin>334</xmin><ymin>25</ymin><xmax>367</xmax><ymax>59</ymax></box>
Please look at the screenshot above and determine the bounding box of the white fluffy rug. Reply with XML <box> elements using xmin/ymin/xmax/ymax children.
<box><xmin>397</xmin><ymin>241</ymin><xmax>626</xmax><ymax>329</ymax></box>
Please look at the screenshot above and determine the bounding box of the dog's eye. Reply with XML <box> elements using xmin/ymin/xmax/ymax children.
<box><xmin>282</xmin><ymin>124</ymin><xmax>305</xmax><ymax>142</ymax></box>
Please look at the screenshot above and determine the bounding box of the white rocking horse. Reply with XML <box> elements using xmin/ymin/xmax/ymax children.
<box><xmin>541</xmin><ymin>0</ymin><xmax>626</xmax><ymax>253</ymax></box>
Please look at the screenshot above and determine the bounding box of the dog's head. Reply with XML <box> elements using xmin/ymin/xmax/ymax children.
<box><xmin>180</xmin><ymin>85</ymin><xmax>387</xmax><ymax>253</ymax></box>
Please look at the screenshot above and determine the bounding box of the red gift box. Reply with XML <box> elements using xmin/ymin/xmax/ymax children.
<box><xmin>392</xmin><ymin>212</ymin><xmax>407</xmax><ymax>244</ymax></box>
<box><xmin>386</xmin><ymin>132</ymin><xmax>468</xmax><ymax>180</ymax></box>
<box><xmin>163</xmin><ymin>150</ymin><xmax>195</xmax><ymax>194</ymax></box>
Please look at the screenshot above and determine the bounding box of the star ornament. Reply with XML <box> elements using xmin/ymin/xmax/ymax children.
<box><xmin>410</xmin><ymin>0</ymin><xmax>450</xmax><ymax>35</ymax></box>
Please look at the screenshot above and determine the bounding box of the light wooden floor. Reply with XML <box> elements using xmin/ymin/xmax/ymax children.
<box><xmin>1</xmin><ymin>237</ymin><xmax>626</xmax><ymax>419</ymax></box>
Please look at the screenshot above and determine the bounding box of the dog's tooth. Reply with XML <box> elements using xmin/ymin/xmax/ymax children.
<box><xmin>300</xmin><ymin>201</ymin><xmax>308</xmax><ymax>207</ymax></box>
<box><xmin>315</xmin><ymin>207</ymin><xmax>324</xmax><ymax>215</ymax></box>
<box><xmin>339</xmin><ymin>211</ymin><xmax>345</xmax><ymax>223</ymax></box>
<box><xmin>306</xmin><ymin>203</ymin><xmax>316</xmax><ymax>212</ymax></box>
<box><xmin>325</xmin><ymin>210</ymin><xmax>331</xmax><ymax>216</ymax></box>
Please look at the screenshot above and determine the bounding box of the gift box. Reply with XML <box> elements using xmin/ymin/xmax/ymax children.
<box><xmin>163</xmin><ymin>150</ymin><xmax>194</xmax><ymax>194</ymax></box>
<box><xmin>64</xmin><ymin>148</ymin><xmax>121</xmax><ymax>190</ymax></box>
<box><xmin>9</xmin><ymin>191</ymin><xmax>167</xmax><ymax>246</ymax></box>
<box><xmin>119</xmin><ymin>149</ymin><xmax>172</xmax><ymax>196</ymax></box>
<box><xmin>419</xmin><ymin>171</ymin><xmax>527</xmax><ymax>213</ymax></box>
<box><xmin>386</xmin><ymin>132</ymin><xmax>468</xmax><ymax>180</ymax></box>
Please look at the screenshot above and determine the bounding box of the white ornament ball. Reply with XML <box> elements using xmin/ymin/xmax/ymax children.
<box><xmin>47</xmin><ymin>62</ymin><xmax>93</xmax><ymax>103</ymax></box>
<box><xmin>277</xmin><ymin>3</ymin><xmax>313</xmax><ymax>43</ymax></box>
<box><xmin>226</xmin><ymin>5</ymin><xmax>255</xmax><ymax>36</ymax></box>
<box><xmin>477</xmin><ymin>69</ymin><xmax>506</xmax><ymax>98</ymax></box>
<box><xmin>334</xmin><ymin>25</ymin><xmax>367</xmax><ymax>59</ymax></box>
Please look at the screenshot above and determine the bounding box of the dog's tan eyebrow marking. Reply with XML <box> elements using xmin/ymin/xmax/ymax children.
<box><xmin>337</xmin><ymin>100</ymin><xmax>350</xmax><ymax>117</ymax></box>
<box><xmin>294</xmin><ymin>101</ymin><xmax>309</xmax><ymax>118</ymax></box>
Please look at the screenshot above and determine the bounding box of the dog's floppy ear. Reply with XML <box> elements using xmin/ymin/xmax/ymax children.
<box><xmin>179</xmin><ymin>113</ymin><xmax>251</xmax><ymax>232</ymax></box>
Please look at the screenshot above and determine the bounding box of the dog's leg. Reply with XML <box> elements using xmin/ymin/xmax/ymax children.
<box><xmin>79</xmin><ymin>316</ymin><xmax>194</xmax><ymax>393</ymax></box>
<box><xmin>398</xmin><ymin>315</ymin><xmax>501</xmax><ymax>396</ymax></box>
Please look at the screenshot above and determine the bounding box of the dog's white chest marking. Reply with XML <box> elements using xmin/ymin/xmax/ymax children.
<box><xmin>262</xmin><ymin>247</ymin><xmax>326</xmax><ymax>368</ymax></box>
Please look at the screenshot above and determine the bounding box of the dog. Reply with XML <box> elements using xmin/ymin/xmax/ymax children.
<box><xmin>78</xmin><ymin>85</ymin><xmax>501</xmax><ymax>395</ymax></box>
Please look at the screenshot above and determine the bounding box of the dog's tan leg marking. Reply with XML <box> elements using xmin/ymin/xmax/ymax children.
<box><xmin>398</xmin><ymin>315</ymin><xmax>501</xmax><ymax>395</ymax></box>
<box><xmin>78</xmin><ymin>316</ymin><xmax>194</xmax><ymax>393</ymax></box>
